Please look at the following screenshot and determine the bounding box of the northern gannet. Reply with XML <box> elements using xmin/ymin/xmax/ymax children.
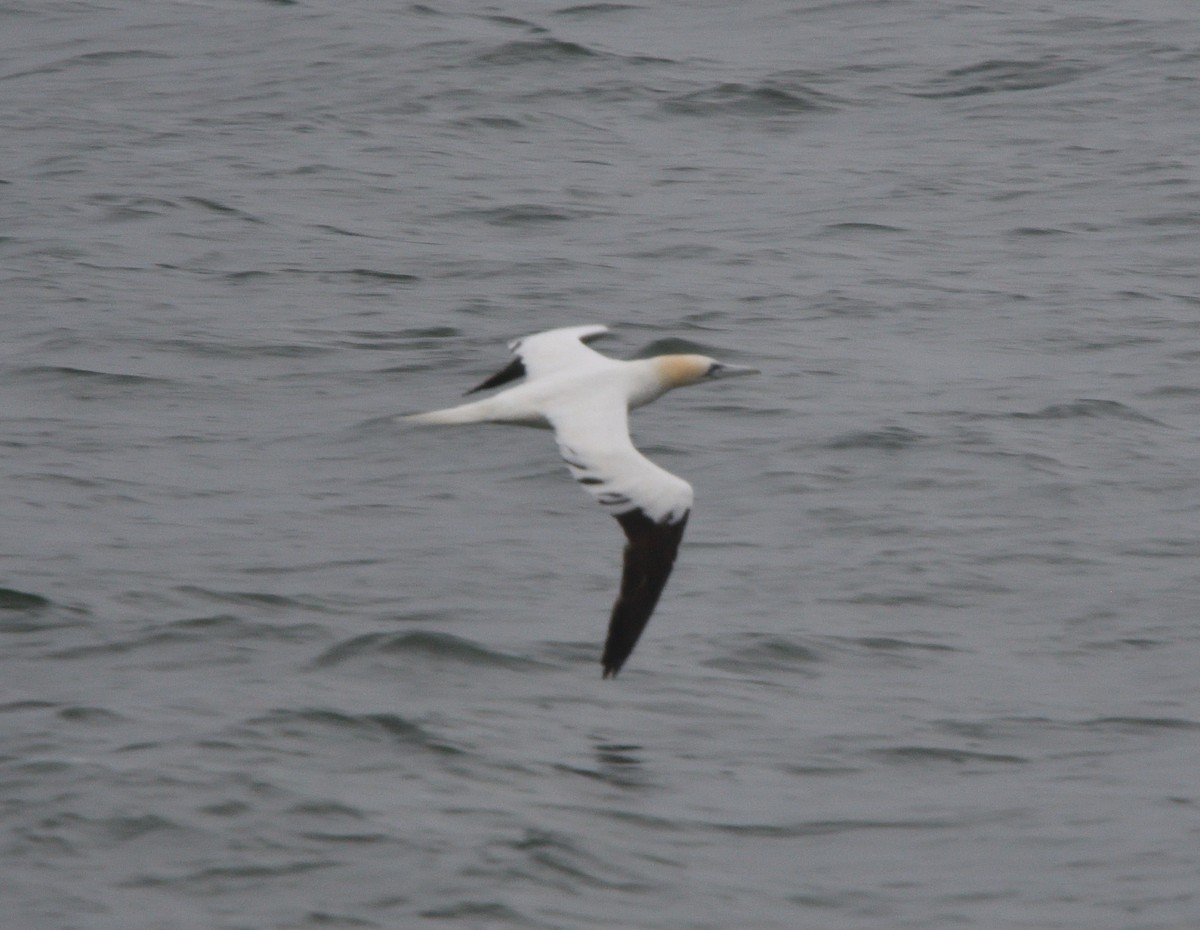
<box><xmin>406</xmin><ymin>325</ymin><xmax>757</xmax><ymax>677</ymax></box>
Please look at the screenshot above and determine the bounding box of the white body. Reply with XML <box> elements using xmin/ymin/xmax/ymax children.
<box><xmin>406</xmin><ymin>325</ymin><xmax>749</xmax><ymax>523</ymax></box>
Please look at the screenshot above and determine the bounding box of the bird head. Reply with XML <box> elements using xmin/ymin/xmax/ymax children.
<box><xmin>658</xmin><ymin>354</ymin><xmax>759</xmax><ymax>388</ymax></box>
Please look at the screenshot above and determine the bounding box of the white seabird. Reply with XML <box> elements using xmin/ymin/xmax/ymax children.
<box><xmin>406</xmin><ymin>324</ymin><xmax>757</xmax><ymax>677</ymax></box>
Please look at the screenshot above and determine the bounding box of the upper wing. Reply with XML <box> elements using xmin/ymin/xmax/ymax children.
<box><xmin>545</xmin><ymin>393</ymin><xmax>693</xmax><ymax>677</ymax></box>
<box><xmin>514</xmin><ymin>325</ymin><xmax>610</xmax><ymax>380</ymax></box>
<box><xmin>466</xmin><ymin>325</ymin><xmax>610</xmax><ymax>395</ymax></box>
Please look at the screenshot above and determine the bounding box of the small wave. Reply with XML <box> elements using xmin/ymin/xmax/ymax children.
<box><xmin>221</xmin><ymin>269</ymin><xmax>271</xmax><ymax>283</ymax></box>
<box><xmin>1081</xmin><ymin>637</ymin><xmax>1161</xmax><ymax>651</ymax></box>
<box><xmin>47</xmin><ymin>631</ymin><xmax>206</xmax><ymax>661</ymax></box>
<box><xmin>822</xmin><ymin>222</ymin><xmax>906</xmax><ymax>234</ymax></box>
<box><xmin>871</xmin><ymin>746</ymin><xmax>1027</xmax><ymax>766</ymax></box>
<box><xmin>45</xmin><ymin>811</ymin><xmax>183</xmax><ymax>856</ymax></box>
<box><xmin>452</xmin><ymin>115</ymin><xmax>526</xmax><ymax>130</ymax></box>
<box><xmin>165</xmin><ymin>613</ymin><xmax>325</xmax><ymax>641</ymax></box>
<box><xmin>468</xmin><ymin>203</ymin><xmax>599</xmax><ymax>226</ymax></box>
<box><xmin>102</xmin><ymin>813</ymin><xmax>182</xmax><ymax>843</ymax></box>
<box><xmin>1006</xmin><ymin>226</ymin><xmax>1071</xmax><ymax>236</ymax></box>
<box><xmin>705</xmin><ymin>633</ymin><xmax>822</xmax><ymax>674</ymax></box>
<box><xmin>0</xmin><ymin>587</ymin><xmax>51</xmax><ymax>611</ymax></box>
<box><xmin>939</xmin><ymin>715</ymin><xmax>1199</xmax><ymax>741</ymax></box>
<box><xmin>818</xmin><ymin>636</ymin><xmax>961</xmax><ymax>667</ymax></box>
<box><xmin>838</xmin><ymin>589</ymin><xmax>985</xmax><ymax>609</ymax></box>
<box><xmin>712</xmin><ymin>818</ymin><xmax>956</xmax><ymax>838</ymax></box>
<box><xmin>244</xmin><ymin>707</ymin><xmax>463</xmax><ymax>755</ymax></box>
<box><xmin>174</xmin><ymin>586</ymin><xmax>332</xmax><ymax>612</ymax></box>
<box><xmin>128</xmin><ymin>858</ymin><xmax>336</xmax><ymax>890</ymax></box>
<box><xmin>72</xmin><ymin>50</ymin><xmax>172</xmax><ymax>66</ymax></box>
<box><xmin>1011</xmin><ymin>399</ymin><xmax>1166</xmax><ymax>425</ymax></box>
<box><xmin>662</xmin><ymin>81</ymin><xmax>829</xmax><ymax>119</ymax></box>
<box><xmin>825</xmin><ymin>426</ymin><xmax>925</xmax><ymax>451</ymax></box>
<box><xmin>287</xmin><ymin>800</ymin><xmax>366</xmax><ymax>819</ymax></box>
<box><xmin>1119</xmin><ymin>539</ymin><xmax>1200</xmax><ymax>558</ymax></box>
<box><xmin>224</xmin><ymin>266</ymin><xmax>421</xmax><ymax>286</ymax></box>
<box><xmin>478</xmin><ymin>13</ymin><xmax>544</xmax><ymax>30</ymax></box>
<box><xmin>330</xmin><ymin>268</ymin><xmax>420</xmax><ymax>283</ymax></box>
<box><xmin>344</xmin><ymin>326</ymin><xmax>462</xmax><ymax>352</ymax></box>
<box><xmin>1149</xmin><ymin>385</ymin><xmax>1200</xmax><ymax>397</ymax></box>
<box><xmin>58</xmin><ymin>705</ymin><xmax>125</xmax><ymax>725</ymax></box>
<box><xmin>12</xmin><ymin>366</ymin><xmax>174</xmax><ymax>390</ymax></box>
<box><xmin>968</xmin><ymin>449</ymin><xmax>1066</xmax><ymax>474</ymax></box>
<box><xmin>2</xmin><ymin>49</ymin><xmax>169</xmax><ymax>82</ymax></box>
<box><xmin>1136</xmin><ymin>210</ymin><xmax>1200</xmax><ymax>228</ymax></box>
<box><xmin>553</xmin><ymin>3</ymin><xmax>639</xmax><ymax>15</ymax></box>
<box><xmin>309</xmin><ymin>222</ymin><xmax>371</xmax><ymax>237</ymax></box>
<box><xmin>575</xmin><ymin>742</ymin><xmax>652</xmax><ymax>789</ymax></box>
<box><xmin>313</xmin><ymin>630</ymin><xmax>535</xmax><ymax>670</ymax></box>
<box><xmin>910</xmin><ymin>57</ymin><xmax>1092</xmax><ymax>98</ymax></box>
<box><xmin>842</xmin><ymin>636</ymin><xmax>958</xmax><ymax>654</ymax></box>
<box><xmin>621</xmin><ymin>243</ymin><xmax>720</xmax><ymax>261</ymax></box>
<box><xmin>419</xmin><ymin>902</ymin><xmax>525</xmax><ymax>922</ymax></box>
<box><xmin>476</xmin><ymin>38</ymin><xmax>599</xmax><ymax>66</ymax></box>
<box><xmin>145</xmin><ymin>336</ymin><xmax>331</xmax><ymax>359</ymax></box>
<box><xmin>181</xmin><ymin>196</ymin><xmax>264</xmax><ymax>224</ymax></box>
<box><xmin>297</xmin><ymin>829</ymin><xmax>390</xmax><ymax>846</ymax></box>
<box><xmin>0</xmin><ymin>700</ymin><xmax>58</xmax><ymax>714</ymax></box>
<box><xmin>88</xmin><ymin>194</ymin><xmax>177</xmax><ymax>222</ymax></box>
<box><xmin>486</xmin><ymin>827</ymin><xmax>649</xmax><ymax>892</ymax></box>
<box><xmin>1083</xmin><ymin>716</ymin><xmax>1200</xmax><ymax>733</ymax></box>
<box><xmin>50</xmin><ymin>614</ymin><xmax>320</xmax><ymax>661</ymax></box>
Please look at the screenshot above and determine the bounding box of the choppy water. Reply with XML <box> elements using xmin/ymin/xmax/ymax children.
<box><xmin>4</xmin><ymin>1</ymin><xmax>1200</xmax><ymax>927</ymax></box>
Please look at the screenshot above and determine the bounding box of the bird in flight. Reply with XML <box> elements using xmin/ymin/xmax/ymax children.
<box><xmin>407</xmin><ymin>325</ymin><xmax>756</xmax><ymax>677</ymax></box>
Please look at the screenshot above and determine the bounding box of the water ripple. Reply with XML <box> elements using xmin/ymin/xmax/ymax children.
<box><xmin>314</xmin><ymin>630</ymin><xmax>539</xmax><ymax>671</ymax></box>
<box><xmin>0</xmin><ymin>587</ymin><xmax>51</xmax><ymax>611</ymax></box>
<box><xmin>1010</xmin><ymin>398</ymin><xmax>1168</xmax><ymax>424</ymax></box>
<box><xmin>910</xmin><ymin>57</ymin><xmax>1094</xmax><ymax>98</ymax></box>
<box><xmin>241</xmin><ymin>708</ymin><xmax>465</xmax><ymax>756</ymax></box>
<box><xmin>704</xmin><ymin>633</ymin><xmax>823</xmax><ymax>674</ymax></box>
<box><xmin>662</xmin><ymin>81</ymin><xmax>832</xmax><ymax>118</ymax></box>
<box><xmin>870</xmin><ymin>746</ymin><xmax>1028</xmax><ymax>766</ymax></box>
<box><xmin>476</xmin><ymin>38</ymin><xmax>600</xmax><ymax>66</ymax></box>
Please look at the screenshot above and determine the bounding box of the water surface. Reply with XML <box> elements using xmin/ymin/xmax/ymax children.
<box><xmin>3</xmin><ymin>1</ymin><xmax>1199</xmax><ymax>927</ymax></box>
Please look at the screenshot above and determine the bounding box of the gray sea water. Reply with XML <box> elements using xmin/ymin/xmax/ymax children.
<box><xmin>4</xmin><ymin>1</ymin><xmax>1200</xmax><ymax>927</ymax></box>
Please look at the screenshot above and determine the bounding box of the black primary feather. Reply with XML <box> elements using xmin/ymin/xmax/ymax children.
<box><xmin>465</xmin><ymin>357</ymin><xmax>526</xmax><ymax>395</ymax></box>
<box><xmin>601</xmin><ymin>509</ymin><xmax>689</xmax><ymax>678</ymax></box>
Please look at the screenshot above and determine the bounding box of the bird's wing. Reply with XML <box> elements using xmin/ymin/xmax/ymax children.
<box><xmin>604</xmin><ymin>510</ymin><xmax>689</xmax><ymax>678</ymax></box>
<box><xmin>545</xmin><ymin>393</ymin><xmax>693</xmax><ymax>677</ymax></box>
<box><xmin>466</xmin><ymin>325</ymin><xmax>610</xmax><ymax>394</ymax></box>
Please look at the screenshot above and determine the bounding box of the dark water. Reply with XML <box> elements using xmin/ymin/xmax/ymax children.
<box><xmin>4</xmin><ymin>1</ymin><xmax>1200</xmax><ymax>927</ymax></box>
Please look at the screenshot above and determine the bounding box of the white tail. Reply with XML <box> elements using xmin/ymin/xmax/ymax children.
<box><xmin>404</xmin><ymin>398</ymin><xmax>498</xmax><ymax>425</ymax></box>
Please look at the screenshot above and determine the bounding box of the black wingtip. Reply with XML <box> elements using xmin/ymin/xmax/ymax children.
<box><xmin>464</xmin><ymin>357</ymin><xmax>526</xmax><ymax>395</ymax></box>
<box><xmin>600</xmin><ymin>509</ymin><xmax>689</xmax><ymax>678</ymax></box>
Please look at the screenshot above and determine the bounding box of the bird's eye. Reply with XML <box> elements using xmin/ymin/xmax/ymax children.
<box><xmin>707</xmin><ymin>362</ymin><xmax>724</xmax><ymax>376</ymax></box>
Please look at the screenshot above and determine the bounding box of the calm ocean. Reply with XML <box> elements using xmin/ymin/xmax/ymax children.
<box><xmin>3</xmin><ymin>1</ymin><xmax>1199</xmax><ymax>927</ymax></box>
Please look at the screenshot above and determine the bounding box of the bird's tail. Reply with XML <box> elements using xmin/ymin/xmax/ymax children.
<box><xmin>403</xmin><ymin>396</ymin><xmax>525</xmax><ymax>429</ymax></box>
<box><xmin>403</xmin><ymin>399</ymin><xmax>497</xmax><ymax>425</ymax></box>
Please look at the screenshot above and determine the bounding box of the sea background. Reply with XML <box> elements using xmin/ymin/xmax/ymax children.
<box><xmin>3</xmin><ymin>1</ymin><xmax>1200</xmax><ymax>928</ymax></box>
